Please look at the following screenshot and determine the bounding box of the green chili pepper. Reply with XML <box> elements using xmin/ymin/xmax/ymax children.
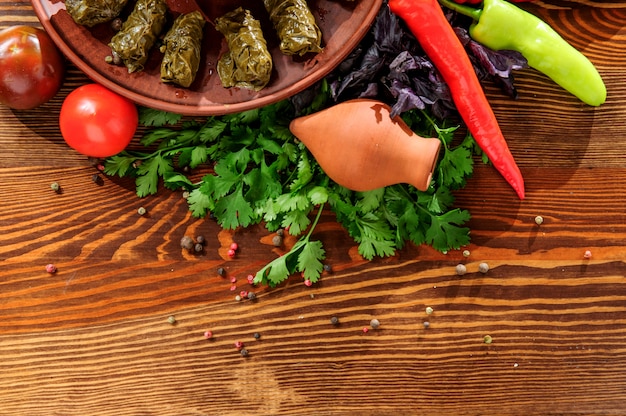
<box><xmin>439</xmin><ymin>0</ymin><xmax>606</xmax><ymax>106</ymax></box>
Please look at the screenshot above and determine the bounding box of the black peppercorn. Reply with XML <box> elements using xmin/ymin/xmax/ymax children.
<box><xmin>180</xmin><ymin>236</ymin><xmax>194</xmax><ymax>251</ymax></box>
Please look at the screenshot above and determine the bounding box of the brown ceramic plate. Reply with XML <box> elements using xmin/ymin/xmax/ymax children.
<box><xmin>31</xmin><ymin>0</ymin><xmax>382</xmax><ymax>115</ymax></box>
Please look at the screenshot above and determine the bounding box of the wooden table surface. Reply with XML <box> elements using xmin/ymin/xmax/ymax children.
<box><xmin>2</xmin><ymin>1</ymin><xmax>626</xmax><ymax>414</ymax></box>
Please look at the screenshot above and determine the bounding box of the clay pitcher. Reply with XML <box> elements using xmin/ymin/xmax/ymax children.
<box><xmin>289</xmin><ymin>99</ymin><xmax>441</xmax><ymax>191</ymax></box>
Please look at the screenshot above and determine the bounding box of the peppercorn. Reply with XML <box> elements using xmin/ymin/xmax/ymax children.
<box><xmin>196</xmin><ymin>235</ymin><xmax>205</xmax><ymax>245</ymax></box>
<box><xmin>247</xmin><ymin>292</ymin><xmax>257</xmax><ymax>301</ymax></box>
<box><xmin>303</xmin><ymin>279</ymin><xmax>312</xmax><ymax>287</ymax></box>
<box><xmin>330</xmin><ymin>316</ymin><xmax>339</xmax><ymax>326</ymax></box>
<box><xmin>167</xmin><ymin>315</ymin><xmax>177</xmax><ymax>325</ymax></box>
<box><xmin>583</xmin><ymin>250</ymin><xmax>592</xmax><ymax>259</ymax></box>
<box><xmin>462</xmin><ymin>249</ymin><xmax>471</xmax><ymax>257</ymax></box>
<box><xmin>50</xmin><ymin>182</ymin><xmax>61</xmax><ymax>193</ymax></box>
<box><xmin>180</xmin><ymin>236</ymin><xmax>194</xmax><ymax>251</ymax></box>
<box><xmin>253</xmin><ymin>332</ymin><xmax>261</xmax><ymax>340</ymax></box>
<box><xmin>323</xmin><ymin>264</ymin><xmax>333</xmax><ymax>273</ymax></box>
<box><xmin>137</xmin><ymin>207</ymin><xmax>147</xmax><ymax>216</ymax></box>
<box><xmin>455</xmin><ymin>264</ymin><xmax>467</xmax><ymax>276</ymax></box>
<box><xmin>45</xmin><ymin>263</ymin><xmax>57</xmax><ymax>274</ymax></box>
<box><xmin>194</xmin><ymin>243</ymin><xmax>204</xmax><ymax>253</ymax></box>
<box><xmin>276</xmin><ymin>228</ymin><xmax>284</xmax><ymax>237</ymax></box>
<box><xmin>370</xmin><ymin>318</ymin><xmax>380</xmax><ymax>329</ymax></box>
<box><xmin>240</xmin><ymin>348</ymin><xmax>249</xmax><ymax>357</ymax></box>
<box><xmin>483</xmin><ymin>335</ymin><xmax>493</xmax><ymax>344</ymax></box>
<box><xmin>425</xmin><ymin>306</ymin><xmax>434</xmax><ymax>315</ymax></box>
<box><xmin>234</xmin><ymin>341</ymin><xmax>244</xmax><ymax>350</ymax></box>
<box><xmin>204</xmin><ymin>330</ymin><xmax>213</xmax><ymax>339</ymax></box>
<box><xmin>217</xmin><ymin>267</ymin><xmax>226</xmax><ymax>277</ymax></box>
<box><xmin>423</xmin><ymin>321</ymin><xmax>430</xmax><ymax>329</ymax></box>
<box><xmin>478</xmin><ymin>262</ymin><xmax>490</xmax><ymax>273</ymax></box>
<box><xmin>227</xmin><ymin>249</ymin><xmax>236</xmax><ymax>258</ymax></box>
<box><xmin>272</xmin><ymin>235</ymin><xmax>283</xmax><ymax>247</ymax></box>
<box><xmin>534</xmin><ymin>215</ymin><xmax>544</xmax><ymax>225</ymax></box>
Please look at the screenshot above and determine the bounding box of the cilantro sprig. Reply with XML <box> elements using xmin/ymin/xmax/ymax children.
<box><xmin>104</xmin><ymin>82</ymin><xmax>481</xmax><ymax>286</ymax></box>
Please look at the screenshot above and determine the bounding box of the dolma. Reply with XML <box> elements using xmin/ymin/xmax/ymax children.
<box><xmin>263</xmin><ymin>0</ymin><xmax>323</xmax><ymax>56</ymax></box>
<box><xmin>108</xmin><ymin>0</ymin><xmax>167</xmax><ymax>73</ymax></box>
<box><xmin>65</xmin><ymin>0</ymin><xmax>128</xmax><ymax>27</ymax></box>
<box><xmin>160</xmin><ymin>11</ymin><xmax>205</xmax><ymax>88</ymax></box>
<box><xmin>214</xmin><ymin>7</ymin><xmax>273</xmax><ymax>91</ymax></box>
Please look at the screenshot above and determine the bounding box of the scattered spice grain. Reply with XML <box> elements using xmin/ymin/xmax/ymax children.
<box><xmin>180</xmin><ymin>236</ymin><xmax>194</xmax><ymax>251</ymax></box>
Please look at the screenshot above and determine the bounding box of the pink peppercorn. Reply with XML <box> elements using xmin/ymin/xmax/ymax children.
<box><xmin>227</xmin><ymin>249</ymin><xmax>236</xmax><ymax>258</ymax></box>
<box><xmin>230</xmin><ymin>242</ymin><xmax>238</xmax><ymax>251</ymax></box>
<box><xmin>230</xmin><ymin>276</ymin><xmax>237</xmax><ymax>283</ymax></box>
<box><xmin>234</xmin><ymin>341</ymin><xmax>244</xmax><ymax>350</ymax></box>
<box><xmin>240</xmin><ymin>290</ymin><xmax>249</xmax><ymax>298</ymax></box>
<box><xmin>247</xmin><ymin>274</ymin><xmax>255</xmax><ymax>284</ymax></box>
<box><xmin>204</xmin><ymin>331</ymin><xmax>213</xmax><ymax>339</ymax></box>
<box><xmin>362</xmin><ymin>327</ymin><xmax>369</xmax><ymax>333</ymax></box>
<box><xmin>45</xmin><ymin>264</ymin><xmax>57</xmax><ymax>274</ymax></box>
<box><xmin>583</xmin><ymin>250</ymin><xmax>592</xmax><ymax>259</ymax></box>
<box><xmin>303</xmin><ymin>279</ymin><xmax>312</xmax><ymax>287</ymax></box>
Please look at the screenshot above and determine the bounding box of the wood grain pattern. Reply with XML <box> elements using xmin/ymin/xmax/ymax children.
<box><xmin>2</xmin><ymin>1</ymin><xmax>626</xmax><ymax>415</ymax></box>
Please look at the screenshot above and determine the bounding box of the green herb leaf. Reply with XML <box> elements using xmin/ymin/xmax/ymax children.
<box><xmin>138</xmin><ymin>107</ymin><xmax>183</xmax><ymax>127</ymax></box>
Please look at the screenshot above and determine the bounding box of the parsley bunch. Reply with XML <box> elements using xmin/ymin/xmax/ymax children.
<box><xmin>104</xmin><ymin>82</ymin><xmax>481</xmax><ymax>286</ymax></box>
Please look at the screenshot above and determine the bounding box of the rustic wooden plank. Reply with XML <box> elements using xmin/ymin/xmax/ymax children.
<box><xmin>1</xmin><ymin>0</ymin><xmax>626</xmax><ymax>414</ymax></box>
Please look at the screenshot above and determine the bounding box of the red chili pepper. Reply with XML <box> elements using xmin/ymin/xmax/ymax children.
<box><xmin>388</xmin><ymin>0</ymin><xmax>525</xmax><ymax>199</ymax></box>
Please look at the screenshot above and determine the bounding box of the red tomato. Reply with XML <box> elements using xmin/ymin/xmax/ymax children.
<box><xmin>59</xmin><ymin>84</ymin><xmax>138</xmax><ymax>158</ymax></box>
<box><xmin>0</xmin><ymin>26</ymin><xmax>64</xmax><ymax>110</ymax></box>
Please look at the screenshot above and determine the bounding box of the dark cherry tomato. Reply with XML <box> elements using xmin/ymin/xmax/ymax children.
<box><xmin>0</xmin><ymin>26</ymin><xmax>64</xmax><ymax>110</ymax></box>
<box><xmin>59</xmin><ymin>84</ymin><xmax>138</xmax><ymax>157</ymax></box>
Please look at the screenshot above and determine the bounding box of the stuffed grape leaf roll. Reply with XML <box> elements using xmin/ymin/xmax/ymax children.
<box><xmin>160</xmin><ymin>11</ymin><xmax>205</xmax><ymax>88</ymax></box>
<box><xmin>108</xmin><ymin>0</ymin><xmax>168</xmax><ymax>73</ymax></box>
<box><xmin>263</xmin><ymin>0</ymin><xmax>323</xmax><ymax>56</ymax></box>
<box><xmin>214</xmin><ymin>7</ymin><xmax>273</xmax><ymax>91</ymax></box>
<box><xmin>65</xmin><ymin>0</ymin><xmax>129</xmax><ymax>27</ymax></box>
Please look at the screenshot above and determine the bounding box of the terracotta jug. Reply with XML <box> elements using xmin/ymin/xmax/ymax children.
<box><xmin>289</xmin><ymin>99</ymin><xmax>441</xmax><ymax>191</ymax></box>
